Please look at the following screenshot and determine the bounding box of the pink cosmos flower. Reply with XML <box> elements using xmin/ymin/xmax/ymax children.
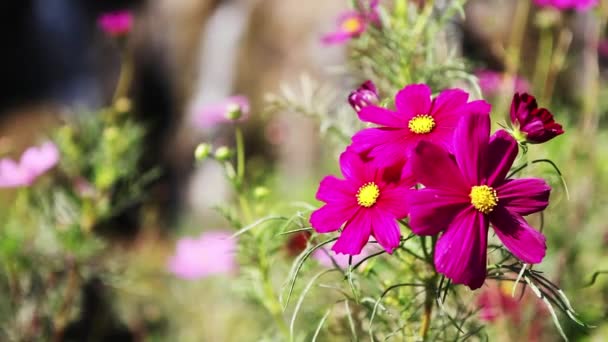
<box><xmin>476</xmin><ymin>70</ymin><xmax>530</xmax><ymax>98</ymax></box>
<box><xmin>477</xmin><ymin>282</ymin><xmax>520</xmax><ymax>322</ymax></box>
<box><xmin>322</xmin><ymin>0</ymin><xmax>380</xmax><ymax>45</ymax></box>
<box><xmin>348</xmin><ymin>80</ymin><xmax>380</xmax><ymax>113</ymax></box>
<box><xmin>167</xmin><ymin>231</ymin><xmax>237</xmax><ymax>279</ymax></box>
<box><xmin>510</xmin><ymin>93</ymin><xmax>564</xmax><ymax>144</ymax></box>
<box><xmin>98</xmin><ymin>11</ymin><xmax>133</xmax><ymax>37</ymax></box>
<box><xmin>313</xmin><ymin>243</ymin><xmax>375</xmax><ymax>268</ymax></box>
<box><xmin>0</xmin><ymin>141</ymin><xmax>59</xmax><ymax>188</ymax></box>
<box><xmin>407</xmin><ymin>113</ymin><xmax>550</xmax><ymax>289</ymax></box>
<box><xmin>193</xmin><ymin>95</ymin><xmax>250</xmax><ymax>129</ymax></box>
<box><xmin>309</xmin><ymin>149</ymin><xmax>412</xmax><ymax>255</ymax></box>
<box><xmin>350</xmin><ymin>83</ymin><xmax>490</xmax><ymax>168</ymax></box>
<box><xmin>534</xmin><ymin>0</ymin><xmax>597</xmax><ymax>11</ymax></box>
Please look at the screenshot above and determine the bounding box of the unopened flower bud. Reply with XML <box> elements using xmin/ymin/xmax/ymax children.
<box><xmin>225</xmin><ymin>103</ymin><xmax>243</xmax><ymax>121</ymax></box>
<box><xmin>253</xmin><ymin>186</ymin><xmax>270</xmax><ymax>199</ymax></box>
<box><xmin>194</xmin><ymin>143</ymin><xmax>212</xmax><ymax>161</ymax></box>
<box><xmin>348</xmin><ymin>80</ymin><xmax>379</xmax><ymax>113</ymax></box>
<box><xmin>214</xmin><ymin>146</ymin><xmax>232</xmax><ymax>161</ymax></box>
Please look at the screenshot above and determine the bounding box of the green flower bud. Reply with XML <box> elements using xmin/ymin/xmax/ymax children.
<box><xmin>214</xmin><ymin>146</ymin><xmax>232</xmax><ymax>161</ymax></box>
<box><xmin>225</xmin><ymin>103</ymin><xmax>243</xmax><ymax>121</ymax></box>
<box><xmin>194</xmin><ymin>143</ymin><xmax>212</xmax><ymax>161</ymax></box>
<box><xmin>253</xmin><ymin>186</ymin><xmax>270</xmax><ymax>199</ymax></box>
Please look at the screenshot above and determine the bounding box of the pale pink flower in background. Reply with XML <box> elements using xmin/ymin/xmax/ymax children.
<box><xmin>193</xmin><ymin>95</ymin><xmax>250</xmax><ymax>129</ymax></box>
<box><xmin>168</xmin><ymin>231</ymin><xmax>237</xmax><ymax>279</ymax></box>
<box><xmin>0</xmin><ymin>141</ymin><xmax>59</xmax><ymax>188</ymax></box>
<box><xmin>534</xmin><ymin>0</ymin><xmax>597</xmax><ymax>11</ymax></box>
<box><xmin>313</xmin><ymin>242</ymin><xmax>379</xmax><ymax>268</ymax></box>
<box><xmin>476</xmin><ymin>70</ymin><xmax>530</xmax><ymax>98</ymax></box>
<box><xmin>98</xmin><ymin>10</ymin><xmax>133</xmax><ymax>37</ymax></box>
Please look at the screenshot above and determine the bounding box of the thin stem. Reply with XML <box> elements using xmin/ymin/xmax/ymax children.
<box><xmin>112</xmin><ymin>42</ymin><xmax>134</xmax><ymax>103</ymax></box>
<box><xmin>235</xmin><ymin>126</ymin><xmax>246</xmax><ymax>186</ymax></box>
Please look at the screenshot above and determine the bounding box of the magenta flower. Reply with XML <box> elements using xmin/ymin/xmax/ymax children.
<box><xmin>534</xmin><ymin>0</ymin><xmax>597</xmax><ymax>11</ymax></box>
<box><xmin>0</xmin><ymin>142</ymin><xmax>59</xmax><ymax>188</ymax></box>
<box><xmin>322</xmin><ymin>0</ymin><xmax>380</xmax><ymax>45</ymax></box>
<box><xmin>167</xmin><ymin>231</ymin><xmax>237</xmax><ymax>279</ymax></box>
<box><xmin>350</xmin><ymin>83</ymin><xmax>490</xmax><ymax>167</ymax></box>
<box><xmin>98</xmin><ymin>11</ymin><xmax>133</xmax><ymax>37</ymax></box>
<box><xmin>193</xmin><ymin>95</ymin><xmax>250</xmax><ymax>129</ymax></box>
<box><xmin>408</xmin><ymin>113</ymin><xmax>550</xmax><ymax>289</ymax></box>
<box><xmin>348</xmin><ymin>80</ymin><xmax>380</xmax><ymax>113</ymax></box>
<box><xmin>309</xmin><ymin>149</ymin><xmax>412</xmax><ymax>255</ymax></box>
<box><xmin>510</xmin><ymin>93</ymin><xmax>564</xmax><ymax>144</ymax></box>
<box><xmin>476</xmin><ymin>70</ymin><xmax>530</xmax><ymax>98</ymax></box>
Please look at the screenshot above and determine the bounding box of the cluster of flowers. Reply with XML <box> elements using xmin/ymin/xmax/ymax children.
<box><xmin>310</xmin><ymin>81</ymin><xmax>564</xmax><ymax>289</ymax></box>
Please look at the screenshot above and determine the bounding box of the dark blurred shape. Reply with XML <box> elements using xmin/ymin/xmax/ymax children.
<box><xmin>0</xmin><ymin>0</ymin><xmax>143</xmax><ymax>113</ymax></box>
<box><xmin>61</xmin><ymin>278</ymin><xmax>134</xmax><ymax>342</ymax></box>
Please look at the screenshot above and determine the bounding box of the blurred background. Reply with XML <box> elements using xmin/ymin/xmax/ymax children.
<box><xmin>0</xmin><ymin>0</ymin><xmax>607</xmax><ymax>340</ymax></box>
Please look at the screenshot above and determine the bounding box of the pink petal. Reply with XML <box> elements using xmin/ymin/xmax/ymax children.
<box><xmin>358</xmin><ymin>106</ymin><xmax>405</xmax><ymax>127</ymax></box>
<box><xmin>321</xmin><ymin>31</ymin><xmax>354</xmax><ymax>45</ymax></box>
<box><xmin>332</xmin><ymin>210</ymin><xmax>372</xmax><ymax>255</ymax></box>
<box><xmin>375</xmin><ymin>185</ymin><xmax>412</xmax><ymax>219</ymax></box>
<box><xmin>411</xmin><ymin>141</ymin><xmax>469</xmax><ymax>192</ymax></box>
<box><xmin>368</xmin><ymin>209</ymin><xmax>401</xmax><ymax>253</ymax></box>
<box><xmin>0</xmin><ymin>159</ymin><xmax>29</xmax><ymax>187</ymax></box>
<box><xmin>429</xmin><ymin>89</ymin><xmax>469</xmax><ymax>120</ymax></box>
<box><xmin>496</xmin><ymin>179</ymin><xmax>550</xmax><ymax>216</ymax></box>
<box><xmin>490</xmin><ymin>206</ymin><xmax>546</xmax><ymax>264</ymax></box>
<box><xmin>395</xmin><ymin>84</ymin><xmax>431</xmax><ymax>120</ymax></box>
<box><xmin>316</xmin><ymin>175</ymin><xmax>356</xmax><ymax>204</ymax></box>
<box><xmin>486</xmin><ymin>130</ymin><xmax>518</xmax><ymax>186</ymax></box>
<box><xmin>407</xmin><ymin>188</ymin><xmax>468</xmax><ymax>235</ymax></box>
<box><xmin>339</xmin><ymin>149</ymin><xmax>373</xmax><ymax>182</ymax></box>
<box><xmin>350</xmin><ymin>128</ymin><xmax>411</xmax><ymax>168</ymax></box>
<box><xmin>435</xmin><ymin>207</ymin><xmax>488</xmax><ymax>289</ymax></box>
<box><xmin>453</xmin><ymin>113</ymin><xmax>490</xmax><ymax>185</ymax></box>
<box><xmin>310</xmin><ymin>203</ymin><xmax>358</xmax><ymax>233</ymax></box>
<box><xmin>20</xmin><ymin>142</ymin><xmax>60</xmax><ymax>176</ymax></box>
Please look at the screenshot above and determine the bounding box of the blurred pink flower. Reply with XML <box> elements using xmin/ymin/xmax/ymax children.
<box><xmin>98</xmin><ymin>11</ymin><xmax>133</xmax><ymax>37</ymax></box>
<box><xmin>193</xmin><ymin>96</ymin><xmax>250</xmax><ymax>129</ymax></box>
<box><xmin>476</xmin><ymin>70</ymin><xmax>530</xmax><ymax>98</ymax></box>
<box><xmin>348</xmin><ymin>80</ymin><xmax>380</xmax><ymax>113</ymax></box>
<box><xmin>168</xmin><ymin>231</ymin><xmax>237</xmax><ymax>279</ymax></box>
<box><xmin>322</xmin><ymin>0</ymin><xmax>380</xmax><ymax>45</ymax></box>
<box><xmin>0</xmin><ymin>141</ymin><xmax>59</xmax><ymax>188</ymax></box>
<box><xmin>313</xmin><ymin>242</ymin><xmax>376</xmax><ymax>268</ymax></box>
<box><xmin>534</xmin><ymin>0</ymin><xmax>597</xmax><ymax>11</ymax></box>
<box><xmin>477</xmin><ymin>282</ymin><xmax>520</xmax><ymax>322</ymax></box>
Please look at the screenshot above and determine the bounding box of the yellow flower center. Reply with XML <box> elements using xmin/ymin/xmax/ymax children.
<box><xmin>469</xmin><ymin>185</ymin><xmax>499</xmax><ymax>214</ymax></box>
<box><xmin>356</xmin><ymin>182</ymin><xmax>380</xmax><ymax>208</ymax></box>
<box><xmin>341</xmin><ymin>17</ymin><xmax>363</xmax><ymax>33</ymax></box>
<box><xmin>408</xmin><ymin>114</ymin><xmax>436</xmax><ymax>134</ymax></box>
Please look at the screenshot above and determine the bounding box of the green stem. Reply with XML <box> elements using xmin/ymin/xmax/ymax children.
<box><xmin>112</xmin><ymin>42</ymin><xmax>134</xmax><ymax>103</ymax></box>
<box><xmin>235</xmin><ymin>126</ymin><xmax>246</xmax><ymax>186</ymax></box>
<box><xmin>259</xmin><ymin>246</ymin><xmax>290</xmax><ymax>339</ymax></box>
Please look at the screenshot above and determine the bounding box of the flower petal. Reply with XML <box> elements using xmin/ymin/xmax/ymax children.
<box><xmin>435</xmin><ymin>207</ymin><xmax>488</xmax><ymax>289</ymax></box>
<box><xmin>496</xmin><ymin>179</ymin><xmax>551</xmax><ymax>216</ymax></box>
<box><xmin>486</xmin><ymin>130</ymin><xmax>518</xmax><ymax>186</ymax></box>
<box><xmin>395</xmin><ymin>84</ymin><xmax>431</xmax><ymax>119</ymax></box>
<box><xmin>407</xmin><ymin>188</ymin><xmax>468</xmax><ymax>235</ymax></box>
<box><xmin>358</xmin><ymin>106</ymin><xmax>405</xmax><ymax>127</ymax></box>
<box><xmin>316</xmin><ymin>175</ymin><xmax>356</xmax><ymax>204</ymax></box>
<box><xmin>375</xmin><ymin>184</ymin><xmax>412</xmax><ymax>219</ymax></box>
<box><xmin>369</xmin><ymin>209</ymin><xmax>401</xmax><ymax>253</ymax></box>
<box><xmin>0</xmin><ymin>159</ymin><xmax>30</xmax><ymax>187</ymax></box>
<box><xmin>453</xmin><ymin>112</ymin><xmax>490</xmax><ymax>185</ymax></box>
<box><xmin>332</xmin><ymin>210</ymin><xmax>372</xmax><ymax>255</ymax></box>
<box><xmin>411</xmin><ymin>141</ymin><xmax>469</xmax><ymax>192</ymax></box>
<box><xmin>310</xmin><ymin>204</ymin><xmax>358</xmax><ymax>233</ymax></box>
<box><xmin>339</xmin><ymin>149</ymin><xmax>371</xmax><ymax>183</ymax></box>
<box><xmin>350</xmin><ymin>128</ymin><xmax>411</xmax><ymax>167</ymax></box>
<box><xmin>429</xmin><ymin>89</ymin><xmax>469</xmax><ymax>120</ymax></box>
<box><xmin>490</xmin><ymin>206</ymin><xmax>546</xmax><ymax>264</ymax></box>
